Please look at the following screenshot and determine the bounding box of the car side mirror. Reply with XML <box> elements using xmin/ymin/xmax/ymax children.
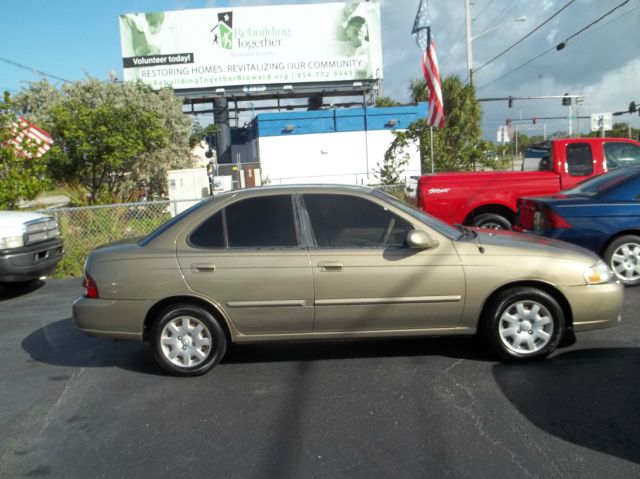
<box><xmin>407</xmin><ymin>229</ymin><xmax>439</xmax><ymax>249</ymax></box>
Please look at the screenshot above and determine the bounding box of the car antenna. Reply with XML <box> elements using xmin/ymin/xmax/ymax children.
<box><xmin>474</xmin><ymin>230</ymin><xmax>485</xmax><ymax>254</ymax></box>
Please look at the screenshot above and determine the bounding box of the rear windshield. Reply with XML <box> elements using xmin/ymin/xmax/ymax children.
<box><xmin>562</xmin><ymin>168</ymin><xmax>640</xmax><ymax>197</ymax></box>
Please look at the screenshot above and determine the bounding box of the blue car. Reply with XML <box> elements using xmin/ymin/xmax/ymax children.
<box><xmin>516</xmin><ymin>166</ymin><xmax>640</xmax><ymax>286</ymax></box>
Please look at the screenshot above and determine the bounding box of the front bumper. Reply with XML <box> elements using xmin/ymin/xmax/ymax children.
<box><xmin>562</xmin><ymin>281</ymin><xmax>624</xmax><ymax>332</ymax></box>
<box><xmin>0</xmin><ymin>239</ymin><xmax>64</xmax><ymax>282</ymax></box>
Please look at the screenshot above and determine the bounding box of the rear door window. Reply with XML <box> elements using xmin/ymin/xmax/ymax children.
<box><xmin>226</xmin><ymin>195</ymin><xmax>299</xmax><ymax>248</ymax></box>
<box><xmin>188</xmin><ymin>196</ymin><xmax>300</xmax><ymax>249</ymax></box>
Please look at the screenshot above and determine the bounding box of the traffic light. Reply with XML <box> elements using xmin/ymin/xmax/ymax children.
<box><xmin>630</xmin><ymin>101</ymin><xmax>637</xmax><ymax>113</ymax></box>
<box><xmin>562</xmin><ymin>94</ymin><xmax>571</xmax><ymax>106</ymax></box>
<box><xmin>508</xmin><ymin>96</ymin><xmax>513</xmax><ymax>108</ymax></box>
<box><xmin>532</xmin><ymin>117</ymin><xmax>536</xmax><ymax>125</ymax></box>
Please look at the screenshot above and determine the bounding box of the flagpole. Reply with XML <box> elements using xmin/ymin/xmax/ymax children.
<box><xmin>430</xmin><ymin>125</ymin><xmax>434</xmax><ymax>173</ymax></box>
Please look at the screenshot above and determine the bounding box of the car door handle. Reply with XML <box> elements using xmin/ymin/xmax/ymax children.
<box><xmin>318</xmin><ymin>262</ymin><xmax>343</xmax><ymax>272</ymax></box>
<box><xmin>191</xmin><ymin>263</ymin><xmax>216</xmax><ymax>273</ymax></box>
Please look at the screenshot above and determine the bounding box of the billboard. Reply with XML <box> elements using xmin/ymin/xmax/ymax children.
<box><xmin>119</xmin><ymin>1</ymin><xmax>383</xmax><ymax>91</ymax></box>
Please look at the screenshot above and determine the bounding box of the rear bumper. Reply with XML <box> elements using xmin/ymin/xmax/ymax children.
<box><xmin>72</xmin><ymin>296</ymin><xmax>153</xmax><ymax>341</ymax></box>
<box><xmin>0</xmin><ymin>239</ymin><xmax>64</xmax><ymax>283</ymax></box>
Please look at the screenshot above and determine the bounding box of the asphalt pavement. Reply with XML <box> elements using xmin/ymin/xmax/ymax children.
<box><xmin>1</xmin><ymin>278</ymin><xmax>639</xmax><ymax>478</ymax></box>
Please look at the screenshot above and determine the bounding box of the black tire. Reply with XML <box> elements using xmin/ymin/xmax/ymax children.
<box><xmin>151</xmin><ymin>303</ymin><xmax>227</xmax><ymax>376</ymax></box>
<box><xmin>482</xmin><ymin>287</ymin><xmax>564</xmax><ymax>361</ymax></box>
<box><xmin>603</xmin><ymin>235</ymin><xmax>640</xmax><ymax>287</ymax></box>
<box><xmin>473</xmin><ymin>213</ymin><xmax>511</xmax><ymax>230</ymax></box>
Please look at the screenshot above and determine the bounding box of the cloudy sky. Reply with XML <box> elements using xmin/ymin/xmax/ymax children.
<box><xmin>2</xmin><ymin>0</ymin><xmax>638</xmax><ymax>139</ymax></box>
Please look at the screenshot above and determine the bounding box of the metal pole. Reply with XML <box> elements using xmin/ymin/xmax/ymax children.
<box><xmin>465</xmin><ymin>0</ymin><xmax>473</xmax><ymax>84</ymax></box>
<box><xmin>430</xmin><ymin>126</ymin><xmax>435</xmax><ymax>174</ymax></box>
<box><xmin>511</xmin><ymin>125</ymin><xmax>518</xmax><ymax>166</ymax></box>
<box><xmin>364</xmin><ymin>95</ymin><xmax>370</xmax><ymax>179</ymax></box>
<box><xmin>568</xmin><ymin>105</ymin><xmax>572</xmax><ymax>136</ymax></box>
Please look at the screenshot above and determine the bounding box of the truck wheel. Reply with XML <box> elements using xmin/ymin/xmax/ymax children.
<box><xmin>604</xmin><ymin>235</ymin><xmax>640</xmax><ymax>287</ymax></box>
<box><xmin>473</xmin><ymin>213</ymin><xmax>511</xmax><ymax>230</ymax></box>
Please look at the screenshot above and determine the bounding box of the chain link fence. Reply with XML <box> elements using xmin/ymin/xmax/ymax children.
<box><xmin>42</xmin><ymin>199</ymin><xmax>189</xmax><ymax>278</ymax></box>
<box><xmin>42</xmin><ymin>185</ymin><xmax>412</xmax><ymax>279</ymax></box>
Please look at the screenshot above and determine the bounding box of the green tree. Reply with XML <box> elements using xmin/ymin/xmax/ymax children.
<box><xmin>375</xmin><ymin>96</ymin><xmax>401</xmax><ymax>107</ymax></box>
<box><xmin>0</xmin><ymin>92</ymin><xmax>50</xmax><ymax>209</ymax></box>
<box><xmin>409</xmin><ymin>78</ymin><xmax>428</xmax><ymax>103</ymax></box>
<box><xmin>585</xmin><ymin>122</ymin><xmax>639</xmax><ymax>140</ymax></box>
<box><xmin>14</xmin><ymin>79</ymin><xmax>194</xmax><ymax>202</ymax></box>
<box><xmin>189</xmin><ymin>122</ymin><xmax>219</xmax><ymax>149</ymax></box>
<box><xmin>373</xmin><ymin>151</ymin><xmax>408</xmax><ymax>185</ymax></box>
<box><xmin>386</xmin><ymin>76</ymin><xmax>501</xmax><ymax>173</ymax></box>
<box><xmin>47</xmin><ymin>90</ymin><xmax>167</xmax><ymax>204</ymax></box>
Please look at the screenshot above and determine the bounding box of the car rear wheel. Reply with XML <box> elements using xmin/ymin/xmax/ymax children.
<box><xmin>483</xmin><ymin>287</ymin><xmax>564</xmax><ymax>360</ymax></box>
<box><xmin>152</xmin><ymin>304</ymin><xmax>227</xmax><ymax>376</ymax></box>
<box><xmin>604</xmin><ymin>235</ymin><xmax>640</xmax><ymax>287</ymax></box>
<box><xmin>473</xmin><ymin>213</ymin><xmax>511</xmax><ymax>230</ymax></box>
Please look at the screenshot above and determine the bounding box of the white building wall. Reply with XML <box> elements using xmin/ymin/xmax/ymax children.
<box><xmin>257</xmin><ymin>130</ymin><xmax>421</xmax><ymax>185</ymax></box>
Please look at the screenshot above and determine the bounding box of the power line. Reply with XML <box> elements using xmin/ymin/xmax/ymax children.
<box><xmin>441</xmin><ymin>6</ymin><xmax>467</xmax><ymax>61</ymax></box>
<box><xmin>474</xmin><ymin>0</ymin><xmax>497</xmax><ymax>22</ymax></box>
<box><xmin>0</xmin><ymin>56</ymin><xmax>70</xmax><ymax>84</ymax></box>
<box><xmin>564</xmin><ymin>3</ymin><xmax>640</xmax><ymax>93</ymax></box>
<box><xmin>476</xmin><ymin>47</ymin><xmax>555</xmax><ymax>90</ymax></box>
<box><xmin>555</xmin><ymin>0</ymin><xmax>630</xmax><ymax>50</ymax></box>
<box><xmin>476</xmin><ymin>0</ymin><xmax>633</xmax><ymax>91</ymax></box>
<box><xmin>474</xmin><ymin>0</ymin><xmax>576</xmax><ymax>75</ymax></box>
<box><xmin>483</xmin><ymin>0</ymin><xmax>521</xmax><ymax>31</ymax></box>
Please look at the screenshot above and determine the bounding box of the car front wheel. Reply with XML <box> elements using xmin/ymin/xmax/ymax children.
<box><xmin>483</xmin><ymin>287</ymin><xmax>564</xmax><ymax>360</ymax></box>
<box><xmin>152</xmin><ymin>304</ymin><xmax>227</xmax><ymax>376</ymax></box>
<box><xmin>604</xmin><ymin>235</ymin><xmax>640</xmax><ymax>287</ymax></box>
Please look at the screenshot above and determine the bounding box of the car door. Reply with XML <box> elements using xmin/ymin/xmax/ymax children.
<box><xmin>177</xmin><ymin>194</ymin><xmax>314</xmax><ymax>335</ymax></box>
<box><xmin>301</xmin><ymin>193</ymin><xmax>466</xmax><ymax>333</ymax></box>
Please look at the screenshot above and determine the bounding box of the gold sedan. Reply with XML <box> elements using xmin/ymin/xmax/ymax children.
<box><xmin>73</xmin><ymin>185</ymin><xmax>623</xmax><ymax>376</ymax></box>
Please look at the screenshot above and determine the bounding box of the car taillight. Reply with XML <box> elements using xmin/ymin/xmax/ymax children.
<box><xmin>83</xmin><ymin>274</ymin><xmax>99</xmax><ymax>299</ymax></box>
<box><xmin>533</xmin><ymin>205</ymin><xmax>572</xmax><ymax>230</ymax></box>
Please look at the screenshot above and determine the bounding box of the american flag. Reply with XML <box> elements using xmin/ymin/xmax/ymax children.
<box><xmin>412</xmin><ymin>0</ymin><xmax>444</xmax><ymax>128</ymax></box>
<box><xmin>9</xmin><ymin>116</ymin><xmax>53</xmax><ymax>157</ymax></box>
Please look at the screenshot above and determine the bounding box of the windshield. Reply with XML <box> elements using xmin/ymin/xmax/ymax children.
<box><xmin>562</xmin><ymin>167</ymin><xmax>640</xmax><ymax>197</ymax></box>
<box><xmin>372</xmin><ymin>190</ymin><xmax>460</xmax><ymax>240</ymax></box>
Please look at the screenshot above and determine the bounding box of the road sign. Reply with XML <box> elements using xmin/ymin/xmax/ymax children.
<box><xmin>590</xmin><ymin>113</ymin><xmax>613</xmax><ymax>132</ymax></box>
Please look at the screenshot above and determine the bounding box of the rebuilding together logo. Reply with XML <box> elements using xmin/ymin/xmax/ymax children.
<box><xmin>211</xmin><ymin>11</ymin><xmax>233</xmax><ymax>49</ymax></box>
<box><xmin>210</xmin><ymin>11</ymin><xmax>291</xmax><ymax>51</ymax></box>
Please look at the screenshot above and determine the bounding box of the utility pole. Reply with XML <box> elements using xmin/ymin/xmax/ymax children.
<box><xmin>465</xmin><ymin>0</ymin><xmax>473</xmax><ymax>84</ymax></box>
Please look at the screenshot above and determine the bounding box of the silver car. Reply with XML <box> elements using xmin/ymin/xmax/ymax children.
<box><xmin>73</xmin><ymin>185</ymin><xmax>623</xmax><ymax>376</ymax></box>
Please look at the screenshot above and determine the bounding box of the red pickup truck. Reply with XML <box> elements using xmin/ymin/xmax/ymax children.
<box><xmin>414</xmin><ymin>137</ymin><xmax>640</xmax><ymax>229</ymax></box>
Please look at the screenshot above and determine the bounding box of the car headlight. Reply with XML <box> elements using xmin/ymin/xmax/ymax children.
<box><xmin>0</xmin><ymin>235</ymin><xmax>25</xmax><ymax>249</ymax></box>
<box><xmin>584</xmin><ymin>260</ymin><xmax>613</xmax><ymax>285</ymax></box>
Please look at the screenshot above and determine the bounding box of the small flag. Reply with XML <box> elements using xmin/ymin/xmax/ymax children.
<box><xmin>9</xmin><ymin>117</ymin><xmax>53</xmax><ymax>157</ymax></box>
<box><xmin>412</xmin><ymin>0</ymin><xmax>444</xmax><ymax>128</ymax></box>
